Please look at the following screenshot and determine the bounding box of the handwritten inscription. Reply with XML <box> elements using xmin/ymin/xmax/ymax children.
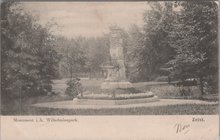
<box><xmin>174</xmin><ymin>123</ymin><xmax>190</xmax><ymax>134</ymax></box>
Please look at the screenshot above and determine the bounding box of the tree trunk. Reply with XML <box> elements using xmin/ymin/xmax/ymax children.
<box><xmin>70</xmin><ymin>66</ymin><xmax>73</xmax><ymax>80</ymax></box>
<box><xmin>199</xmin><ymin>77</ymin><xmax>204</xmax><ymax>96</ymax></box>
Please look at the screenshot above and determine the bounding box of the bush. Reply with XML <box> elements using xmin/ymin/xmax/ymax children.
<box><xmin>150</xmin><ymin>85</ymin><xmax>201</xmax><ymax>98</ymax></box>
<box><xmin>204</xmin><ymin>75</ymin><xmax>218</xmax><ymax>94</ymax></box>
<box><xmin>65</xmin><ymin>79</ymin><xmax>83</xmax><ymax>97</ymax></box>
<box><xmin>150</xmin><ymin>86</ymin><xmax>179</xmax><ymax>97</ymax></box>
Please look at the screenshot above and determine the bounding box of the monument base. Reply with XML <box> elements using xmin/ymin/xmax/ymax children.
<box><xmin>101</xmin><ymin>81</ymin><xmax>133</xmax><ymax>89</ymax></box>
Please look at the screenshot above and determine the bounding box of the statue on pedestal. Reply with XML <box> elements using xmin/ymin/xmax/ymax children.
<box><xmin>74</xmin><ymin>26</ymin><xmax>158</xmax><ymax>105</ymax></box>
<box><xmin>101</xmin><ymin>26</ymin><xmax>132</xmax><ymax>89</ymax></box>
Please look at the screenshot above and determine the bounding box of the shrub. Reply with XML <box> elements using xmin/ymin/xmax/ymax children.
<box><xmin>65</xmin><ymin>78</ymin><xmax>83</xmax><ymax>97</ymax></box>
<box><xmin>150</xmin><ymin>85</ymin><xmax>201</xmax><ymax>98</ymax></box>
<box><xmin>150</xmin><ymin>85</ymin><xmax>179</xmax><ymax>97</ymax></box>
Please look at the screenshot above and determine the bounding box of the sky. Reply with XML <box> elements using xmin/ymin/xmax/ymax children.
<box><xmin>22</xmin><ymin>2</ymin><xmax>148</xmax><ymax>38</ymax></box>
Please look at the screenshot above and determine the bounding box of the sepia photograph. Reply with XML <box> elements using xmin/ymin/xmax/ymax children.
<box><xmin>1</xmin><ymin>1</ymin><xmax>219</xmax><ymax>116</ymax></box>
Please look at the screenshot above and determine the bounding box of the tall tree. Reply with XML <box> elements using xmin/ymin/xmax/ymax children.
<box><xmin>1</xmin><ymin>1</ymin><xmax>60</xmax><ymax>100</ymax></box>
<box><xmin>125</xmin><ymin>25</ymin><xmax>145</xmax><ymax>81</ymax></box>
<box><xmin>167</xmin><ymin>1</ymin><xmax>218</xmax><ymax>94</ymax></box>
<box><xmin>85</xmin><ymin>35</ymin><xmax>110</xmax><ymax>78</ymax></box>
<box><xmin>58</xmin><ymin>37</ymin><xmax>87</xmax><ymax>79</ymax></box>
<box><xmin>128</xmin><ymin>2</ymin><xmax>176</xmax><ymax>81</ymax></box>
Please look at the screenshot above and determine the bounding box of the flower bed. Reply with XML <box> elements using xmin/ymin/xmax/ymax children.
<box><xmin>78</xmin><ymin>92</ymin><xmax>154</xmax><ymax>100</ymax></box>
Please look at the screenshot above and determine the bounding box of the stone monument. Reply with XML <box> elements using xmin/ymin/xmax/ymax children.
<box><xmin>101</xmin><ymin>26</ymin><xmax>133</xmax><ymax>89</ymax></box>
<box><xmin>72</xmin><ymin>26</ymin><xmax>158</xmax><ymax>106</ymax></box>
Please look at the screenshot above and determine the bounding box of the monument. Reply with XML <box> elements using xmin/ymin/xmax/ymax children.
<box><xmin>101</xmin><ymin>26</ymin><xmax>133</xmax><ymax>89</ymax></box>
<box><xmin>73</xmin><ymin>26</ymin><xmax>158</xmax><ymax>105</ymax></box>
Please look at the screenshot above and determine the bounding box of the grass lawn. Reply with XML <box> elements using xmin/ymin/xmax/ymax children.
<box><xmin>1</xmin><ymin>78</ymin><xmax>219</xmax><ymax>115</ymax></box>
<box><xmin>14</xmin><ymin>104</ymin><xmax>219</xmax><ymax>115</ymax></box>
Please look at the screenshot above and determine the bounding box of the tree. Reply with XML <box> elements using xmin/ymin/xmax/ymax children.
<box><xmin>128</xmin><ymin>2</ymin><xmax>176</xmax><ymax>81</ymax></box>
<box><xmin>84</xmin><ymin>35</ymin><xmax>110</xmax><ymax>78</ymax></box>
<box><xmin>124</xmin><ymin>25</ymin><xmax>145</xmax><ymax>81</ymax></box>
<box><xmin>1</xmin><ymin>1</ymin><xmax>60</xmax><ymax>101</ymax></box>
<box><xmin>167</xmin><ymin>1</ymin><xmax>218</xmax><ymax>95</ymax></box>
<box><xmin>59</xmin><ymin>37</ymin><xmax>87</xmax><ymax>79</ymax></box>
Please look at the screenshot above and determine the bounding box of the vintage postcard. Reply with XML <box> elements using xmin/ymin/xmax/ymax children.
<box><xmin>1</xmin><ymin>1</ymin><xmax>219</xmax><ymax>140</ymax></box>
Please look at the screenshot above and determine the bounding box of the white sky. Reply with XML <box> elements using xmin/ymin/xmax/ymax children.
<box><xmin>22</xmin><ymin>2</ymin><xmax>148</xmax><ymax>38</ymax></box>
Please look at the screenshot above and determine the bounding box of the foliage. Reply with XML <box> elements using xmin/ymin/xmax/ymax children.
<box><xmin>126</xmin><ymin>1</ymin><xmax>218</xmax><ymax>95</ymax></box>
<box><xmin>62</xmin><ymin>38</ymin><xmax>87</xmax><ymax>79</ymax></box>
<box><xmin>124</xmin><ymin>25</ymin><xmax>145</xmax><ymax>81</ymax></box>
<box><xmin>65</xmin><ymin>79</ymin><xmax>83</xmax><ymax>97</ymax></box>
<box><xmin>127</xmin><ymin>2</ymin><xmax>176</xmax><ymax>81</ymax></box>
<box><xmin>150</xmin><ymin>85</ymin><xmax>201</xmax><ymax>98</ymax></box>
<box><xmin>167</xmin><ymin>1</ymin><xmax>218</xmax><ymax>95</ymax></box>
<box><xmin>1</xmin><ymin>1</ymin><xmax>60</xmax><ymax>99</ymax></box>
<box><xmin>56</xmin><ymin>35</ymin><xmax>110</xmax><ymax>79</ymax></box>
<box><xmin>85</xmin><ymin>35</ymin><xmax>110</xmax><ymax>76</ymax></box>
